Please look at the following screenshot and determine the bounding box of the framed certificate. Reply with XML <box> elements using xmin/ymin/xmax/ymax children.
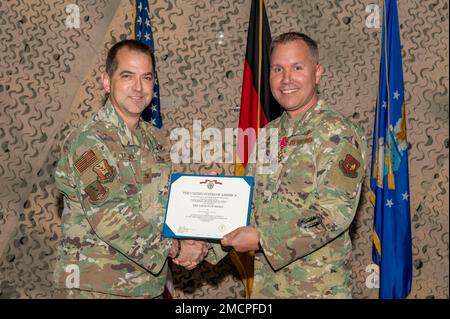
<box><xmin>162</xmin><ymin>174</ymin><xmax>254</xmax><ymax>240</ymax></box>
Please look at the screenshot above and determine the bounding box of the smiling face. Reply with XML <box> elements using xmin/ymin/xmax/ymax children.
<box><xmin>269</xmin><ymin>40</ymin><xmax>323</xmax><ymax>118</ymax></box>
<box><xmin>101</xmin><ymin>47</ymin><xmax>154</xmax><ymax>128</ymax></box>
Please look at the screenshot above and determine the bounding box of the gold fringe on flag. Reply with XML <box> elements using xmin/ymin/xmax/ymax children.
<box><xmin>230</xmin><ymin>250</ymin><xmax>255</xmax><ymax>298</ymax></box>
<box><xmin>132</xmin><ymin>0</ymin><xmax>136</xmax><ymax>39</ymax></box>
<box><xmin>369</xmin><ymin>190</ymin><xmax>376</xmax><ymax>206</ymax></box>
<box><xmin>373</xmin><ymin>231</ymin><xmax>382</xmax><ymax>257</ymax></box>
<box><xmin>387</xmin><ymin>157</ymin><xmax>396</xmax><ymax>189</ymax></box>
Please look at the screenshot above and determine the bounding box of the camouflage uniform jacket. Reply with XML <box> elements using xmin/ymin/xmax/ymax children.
<box><xmin>54</xmin><ymin>100</ymin><xmax>173</xmax><ymax>298</ymax></box>
<box><xmin>247</xmin><ymin>100</ymin><xmax>367</xmax><ymax>298</ymax></box>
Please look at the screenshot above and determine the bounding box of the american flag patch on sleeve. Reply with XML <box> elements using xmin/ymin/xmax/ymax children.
<box><xmin>75</xmin><ymin>150</ymin><xmax>98</xmax><ymax>174</ymax></box>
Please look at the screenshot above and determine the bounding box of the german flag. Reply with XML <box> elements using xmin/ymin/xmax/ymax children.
<box><xmin>232</xmin><ymin>0</ymin><xmax>280</xmax><ymax>298</ymax></box>
<box><xmin>235</xmin><ymin>0</ymin><xmax>281</xmax><ymax>175</ymax></box>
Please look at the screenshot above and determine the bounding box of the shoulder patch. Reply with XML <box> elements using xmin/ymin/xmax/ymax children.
<box><xmin>326</xmin><ymin>142</ymin><xmax>364</xmax><ymax>195</ymax></box>
<box><xmin>92</xmin><ymin>159</ymin><xmax>116</xmax><ymax>183</ymax></box>
<box><xmin>339</xmin><ymin>154</ymin><xmax>360</xmax><ymax>178</ymax></box>
<box><xmin>84</xmin><ymin>180</ymin><xmax>109</xmax><ymax>204</ymax></box>
<box><xmin>75</xmin><ymin>150</ymin><xmax>98</xmax><ymax>174</ymax></box>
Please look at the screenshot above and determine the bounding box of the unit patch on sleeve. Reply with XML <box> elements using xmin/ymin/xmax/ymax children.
<box><xmin>326</xmin><ymin>143</ymin><xmax>364</xmax><ymax>194</ymax></box>
<box><xmin>84</xmin><ymin>180</ymin><xmax>109</xmax><ymax>204</ymax></box>
<box><xmin>338</xmin><ymin>154</ymin><xmax>360</xmax><ymax>178</ymax></box>
<box><xmin>93</xmin><ymin>159</ymin><xmax>116</xmax><ymax>183</ymax></box>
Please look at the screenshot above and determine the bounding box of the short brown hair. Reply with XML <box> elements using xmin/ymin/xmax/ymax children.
<box><xmin>105</xmin><ymin>39</ymin><xmax>155</xmax><ymax>77</ymax></box>
<box><xmin>270</xmin><ymin>32</ymin><xmax>319</xmax><ymax>64</ymax></box>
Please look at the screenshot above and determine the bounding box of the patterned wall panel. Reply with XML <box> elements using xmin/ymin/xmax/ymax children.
<box><xmin>0</xmin><ymin>0</ymin><xmax>123</xmax><ymax>298</ymax></box>
<box><xmin>0</xmin><ymin>0</ymin><xmax>448</xmax><ymax>299</ymax></box>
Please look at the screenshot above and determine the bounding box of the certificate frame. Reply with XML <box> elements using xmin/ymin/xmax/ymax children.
<box><xmin>162</xmin><ymin>173</ymin><xmax>254</xmax><ymax>240</ymax></box>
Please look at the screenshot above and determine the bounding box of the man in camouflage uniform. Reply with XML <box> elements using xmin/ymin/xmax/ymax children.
<box><xmin>222</xmin><ymin>32</ymin><xmax>367</xmax><ymax>298</ymax></box>
<box><xmin>54</xmin><ymin>40</ymin><xmax>210</xmax><ymax>298</ymax></box>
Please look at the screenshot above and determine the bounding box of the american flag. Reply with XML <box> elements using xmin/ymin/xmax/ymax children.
<box><xmin>134</xmin><ymin>0</ymin><xmax>163</xmax><ymax>128</ymax></box>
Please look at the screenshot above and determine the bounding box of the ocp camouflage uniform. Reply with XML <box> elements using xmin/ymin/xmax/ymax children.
<box><xmin>247</xmin><ymin>100</ymin><xmax>367</xmax><ymax>298</ymax></box>
<box><xmin>54</xmin><ymin>100</ymin><xmax>174</xmax><ymax>298</ymax></box>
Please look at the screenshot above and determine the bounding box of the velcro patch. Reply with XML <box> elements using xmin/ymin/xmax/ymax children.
<box><xmin>339</xmin><ymin>154</ymin><xmax>360</xmax><ymax>178</ymax></box>
<box><xmin>288</xmin><ymin>136</ymin><xmax>313</xmax><ymax>146</ymax></box>
<box><xmin>326</xmin><ymin>142</ymin><xmax>364</xmax><ymax>194</ymax></box>
<box><xmin>75</xmin><ymin>150</ymin><xmax>98</xmax><ymax>174</ymax></box>
<box><xmin>84</xmin><ymin>180</ymin><xmax>109</xmax><ymax>204</ymax></box>
<box><xmin>93</xmin><ymin>159</ymin><xmax>116</xmax><ymax>183</ymax></box>
<box><xmin>298</xmin><ymin>216</ymin><xmax>322</xmax><ymax>229</ymax></box>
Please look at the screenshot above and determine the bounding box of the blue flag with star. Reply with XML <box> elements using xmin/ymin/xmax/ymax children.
<box><xmin>133</xmin><ymin>0</ymin><xmax>163</xmax><ymax>128</ymax></box>
<box><xmin>369</xmin><ymin>0</ymin><xmax>412</xmax><ymax>299</ymax></box>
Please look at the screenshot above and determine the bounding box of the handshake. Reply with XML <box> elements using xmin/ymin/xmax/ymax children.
<box><xmin>167</xmin><ymin>225</ymin><xmax>260</xmax><ymax>270</ymax></box>
<box><xmin>168</xmin><ymin>239</ymin><xmax>210</xmax><ymax>270</ymax></box>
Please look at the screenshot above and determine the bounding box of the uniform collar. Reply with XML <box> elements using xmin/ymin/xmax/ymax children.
<box><xmin>98</xmin><ymin>99</ymin><xmax>142</xmax><ymax>147</ymax></box>
<box><xmin>280</xmin><ymin>99</ymin><xmax>325</xmax><ymax>134</ymax></box>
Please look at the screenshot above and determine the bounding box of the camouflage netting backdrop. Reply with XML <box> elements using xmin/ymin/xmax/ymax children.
<box><xmin>0</xmin><ymin>0</ymin><xmax>448</xmax><ymax>298</ymax></box>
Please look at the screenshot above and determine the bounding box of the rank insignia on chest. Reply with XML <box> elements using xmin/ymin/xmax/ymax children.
<box><xmin>339</xmin><ymin>154</ymin><xmax>360</xmax><ymax>178</ymax></box>
<box><xmin>93</xmin><ymin>159</ymin><xmax>116</xmax><ymax>183</ymax></box>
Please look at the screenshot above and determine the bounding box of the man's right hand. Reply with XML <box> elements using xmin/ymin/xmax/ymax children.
<box><xmin>172</xmin><ymin>240</ymin><xmax>210</xmax><ymax>270</ymax></box>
